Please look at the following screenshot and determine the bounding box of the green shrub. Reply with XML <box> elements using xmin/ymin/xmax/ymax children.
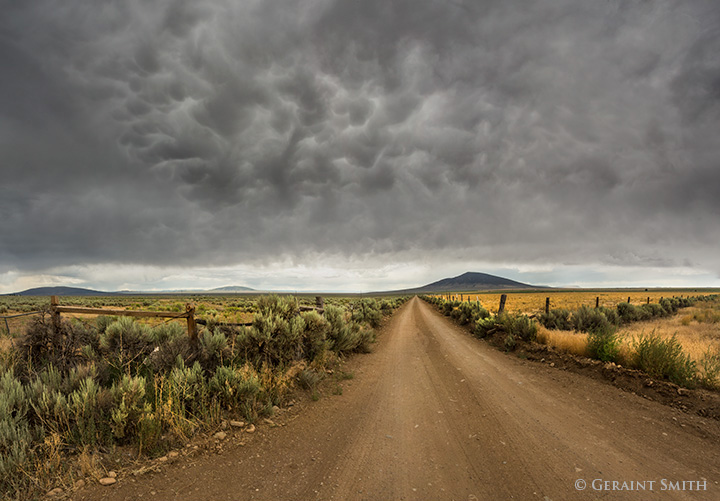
<box><xmin>452</xmin><ymin>302</ymin><xmax>490</xmax><ymax>325</ymax></box>
<box><xmin>17</xmin><ymin>316</ymin><xmax>88</xmax><ymax>375</ymax></box>
<box><xmin>68</xmin><ymin>377</ymin><xmax>107</xmax><ymax>446</ymax></box>
<box><xmin>351</xmin><ymin>299</ymin><xmax>383</xmax><ymax>328</ymax></box>
<box><xmin>330</xmin><ymin>322</ymin><xmax>369</xmax><ymax>353</ymax></box>
<box><xmin>326</xmin><ymin>306</ymin><xmax>368</xmax><ymax>353</ymax></box>
<box><xmin>208</xmin><ymin>364</ymin><xmax>261</xmax><ymax>415</ymax></box>
<box><xmin>99</xmin><ymin>317</ymin><xmax>154</xmax><ymax>378</ymax></box>
<box><xmin>96</xmin><ymin>315</ymin><xmax>117</xmax><ymax>334</ymax></box>
<box><xmin>109</xmin><ymin>375</ymin><xmax>146</xmax><ymax>441</ymax></box>
<box><xmin>598</xmin><ymin>306</ymin><xmax>620</xmax><ymax>326</ymax></box>
<box><xmin>504</xmin><ymin>334</ymin><xmax>517</xmax><ymax>351</ymax></box>
<box><xmin>100</xmin><ymin>317</ymin><xmax>152</xmax><ymax>352</ymax></box>
<box><xmin>166</xmin><ymin>361</ymin><xmax>210</xmax><ymax>425</ymax></box>
<box><xmin>697</xmin><ymin>348</ymin><xmax>720</xmax><ymax>390</ymax></box>
<box><xmin>256</xmin><ymin>295</ymin><xmax>298</xmax><ymax>321</ymax></box>
<box><xmin>201</xmin><ymin>328</ymin><xmax>228</xmax><ymax>359</ymax></box>
<box><xmin>299</xmin><ymin>311</ymin><xmax>330</xmax><ymax>362</ymax></box>
<box><xmin>659</xmin><ymin>298</ymin><xmax>678</xmax><ymax>315</ymax></box>
<box><xmin>586</xmin><ymin>326</ymin><xmax>620</xmax><ymax>362</ymax></box>
<box><xmin>538</xmin><ymin>308</ymin><xmax>572</xmax><ymax>330</ymax></box>
<box><xmin>473</xmin><ymin>313</ymin><xmax>536</xmax><ymax>342</ymax></box>
<box><xmin>501</xmin><ymin>314</ymin><xmax>537</xmax><ymax>342</ymax></box>
<box><xmin>297</xmin><ymin>368</ymin><xmax>322</xmax><ymax>391</ymax></box>
<box><xmin>616</xmin><ymin>302</ymin><xmax>638</xmax><ymax>323</ymax></box>
<box><xmin>639</xmin><ymin>303</ymin><xmax>667</xmax><ymax>320</ymax></box>
<box><xmin>571</xmin><ymin>306</ymin><xmax>614</xmax><ymax>333</ymax></box>
<box><xmin>150</xmin><ymin>322</ymin><xmax>186</xmax><ymax>344</ymax></box>
<box><xmin>632</xmin><ymin>333</ymin><xmax>696</xmax><ymax>387</ymax></box>
<box><xmin>474</xmin><ymin>317</ymin><xmax>497</xmax><ymax>338</ymax></box>
<box><xmin>0</xmin><ymin>370</ymin><xmax>32</xmax><ymax>492</ymax></box>
<box><xmin>356</xmin><ymin>327</ymin><xmax>376</xmax><ymax>353</ymax></box>
<box><xmin>379</xmin><ymin>300</ymin><xmax>394</xmax><ymax>316</ymax></box>
<box><xmin>241</xmin><ymin>312</ymin><xmax>305</xmax><ymax>367</ymax></box>
<box><xmin>137</xmin><ymin>403</ymin><xmax>162</xmax><ymax>455</ymax></box>
<box><xmin>441</xmin><ymin>301</ymin><xmax>460</xmax><ymax>316</ymax></box>
<box><xmin>145</xmin><ymin>336</ymin><xmax>194</xmax><ymax>374</ymax></box>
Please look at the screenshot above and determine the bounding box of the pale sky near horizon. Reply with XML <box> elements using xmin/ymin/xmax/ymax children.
<box><xmin>2</xmin><ymin>1</ymin><xmax>720</xmax><ymax>293</ymax></box>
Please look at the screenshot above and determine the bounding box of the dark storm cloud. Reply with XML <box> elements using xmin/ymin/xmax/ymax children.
<box><xmin>2</xmin><ymin>0</ymin><xmax>720</xmax><ymax>278</ymax></box>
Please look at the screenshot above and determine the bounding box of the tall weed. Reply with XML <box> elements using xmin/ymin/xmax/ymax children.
<box><xmin>632</xmin><ymin>333</ymin><xmax>696</xmax><ymax>387</ymax></box>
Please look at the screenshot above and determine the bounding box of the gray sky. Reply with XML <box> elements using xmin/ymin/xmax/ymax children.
<box><xmin>2</xmin><ymin>0</ymin><xmax>720</xmax><ymax>293</ymax></box>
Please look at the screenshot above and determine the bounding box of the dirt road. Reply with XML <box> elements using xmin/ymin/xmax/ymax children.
<box><xmin>80</xmin><ymin>297</ymin><xmax>720</xmax><ymax>500</ymax></box>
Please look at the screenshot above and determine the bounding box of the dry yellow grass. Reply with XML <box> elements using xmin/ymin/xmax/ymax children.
<box><xmin>536</xmin><ymin>325</ymin><xmax>589</xmax><ymax>358</ymax></box>
<box><xmin>527</xmin><ymin>302</ymin><xmax>720</xmax><ymax>368</ymax></box>
<box><xmin>432</xmin><ymin>290</ymin><xmax>716</xmax><ymax>315</ymax></box>
<box><xmin>616</xmin><ymin>306</ymin><xmax>720</xmax><ymax>363</ymax></box>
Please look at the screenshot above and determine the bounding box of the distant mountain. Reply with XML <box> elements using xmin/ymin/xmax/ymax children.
<box><xmin>208</xmin><ymin>285</ymin><xmax>256</xmax><ymax>293</ymax></box>
<box><xmin>8</xmin><ymin>285</ymin><xmax>257</xmax><ymax>296</ymax></box>
<box><xmin>11</xmin><ymin>286</ymin><xmax>113</xmax><ymax>296</ymax></box>
<box><xmin>390</xmin><ymin>272</ymin><xmax>543</xmax><ymax>294</ymax></box>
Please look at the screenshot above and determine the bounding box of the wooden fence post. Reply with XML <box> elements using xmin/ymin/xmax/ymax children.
<box><xmin>50</xmin><ymin>296</ymin><xmax>61</xmax><ymax>331</ymax></box>
<box><xmin>498</xmin><ymin>294</ymin><xmax>507</xmax><ymax>315</ymax></box>
<box><xmin>627</xmin><ymin>296</ymin><xmax>631</xmax><ymax>304</ymax></box>
<box><xmin>647</xmin><ymin>297</ymin><xmax>650</xmax><ymax>304</ymax></box>
<box><xmin>186</xmin><ymin>303</ymin><xmax>197</xmax><ymax>344</ymax></box>
<box><xmin>595</xmin><ymin>297</ymin><xmax>600</xmax><ymax>308</ymax></box>
<box><xmin>545</xmin><ymin>297</ymin><xmax>550</xmax><ymax>314</ymax></box>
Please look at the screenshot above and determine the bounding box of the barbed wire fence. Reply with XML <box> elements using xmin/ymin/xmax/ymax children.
<box><xmin>0</xmin><ymin>310</ymin><xmax>43</xmax><ymax>337</ymax></box>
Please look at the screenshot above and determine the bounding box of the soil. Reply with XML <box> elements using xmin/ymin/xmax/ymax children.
<box><xmin>75</xmin><ymin>297</ymin><xmax>720</xmax><ymax>500</ymax></box>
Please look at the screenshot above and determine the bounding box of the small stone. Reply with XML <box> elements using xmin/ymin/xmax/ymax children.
<box><xmin>214</xmin><ymin>431</ymin><xmax>227</xmax><ymax>440</ymax></box>
<box><xmin>47</xmin><ymin>487</ymin><xmax>63</xmax><ymax>496</ymax></box>
<box><xmin>158</xmin><ymin>456</ymin><xmax>168</xmax><ymax>462</ymax></box>
<box><xmin>168</xmin><ymin>451</ymin><xmax>179</xmax><ymax>458</ymax></box>
<box><xmin>549</xmin><ymin>362</ymin><xmax>555</xmax><ymax>367</ymax></box>
<box><xmin>107</xmin><ymin>471</ymin><xmax>117</xmax><ymax>478</ymax></box>
<box><xmin>272</xmin><ymin>405</ymin><xmax>280</xmax><ymax>414</ymax></box>
<box><xmin>230</xmin><ymin>420</ymin><xmax>245</xmax><ymax>428</ymax></box>
<box><xmin>262</xmin><ymin>418</ymin><xmax>275</xmax><ymax>426</ymax></box>
<box><xmin>99</xmin><ymin>477</ymin><xmax>117</xmax><ymax>486</ymax></box>
<box><xmin>245</xmin><ymin>424</ymin><xmax>256</xmax><ymax>433</ymax></box>
<box><xmin>74</xmin><ymin>479</ymin><xmax>86</xmax><ymax>489</ymax></box>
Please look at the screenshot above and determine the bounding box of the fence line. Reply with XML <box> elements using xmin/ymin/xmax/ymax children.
<box><xmin>434</xmin><ymin>293</ymin><xmax>685</xmax><ymax>315</ymax></box>
<box><xmin>2</xmin><ymin>295</ymin><xmax>327</xmax><ymax>340</ymax></box>
<box><xmin>0</xmin><ymin>311</ymin><xmax>43</xmax><ymax>319</ymax></box>
<box><xmin>0</xmin><ymin>311</ymin><xmax>43</xmax><ymax>337</ymax></box>
<box><xmin>49</xmin><ymin>296</ymin><xmax>199</xmax><ymax>343</ymax></box>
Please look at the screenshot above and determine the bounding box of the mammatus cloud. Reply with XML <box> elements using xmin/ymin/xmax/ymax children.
<box><xmin>1</xmin><ymin>0</ymin><xmax>719</xmax><ymax>290</ymax></box>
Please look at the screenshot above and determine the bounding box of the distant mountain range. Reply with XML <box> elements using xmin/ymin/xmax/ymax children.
<box><xmin>207</xmin><ymin>286</ymin><xmax>255</xmax><ymax>292</ymax></box>
<box><xmin>386</xmin><ymin>272</ymin><xmax>544</xmax><ymax>294</ymax></box>
<box><xmin>6</xmin><ymin>273</ymin><xmax>543</xmax><ymax>296</ymax></box>
<box><xmin>10</xmin><ymin>286</ymin><xmax>115</xmax><ymax>296</ymax></box>
<box><xmin>7</xmin><ymin>285</ymin><xmax>256</xmax><ymax>296</ymax></box>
